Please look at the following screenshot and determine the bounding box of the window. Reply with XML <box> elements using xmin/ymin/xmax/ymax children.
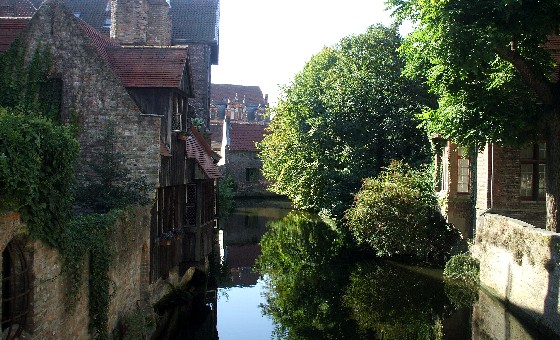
<box><xmin>246</xmin><ymin>168</ymin><xmax>259</xmax><ymax>182</ymax></box>
<box><xmin>172</xmin><ymin>94</ymin><xmax>186</xmax><ymax>132</ymax></box>
<box><xmin>457</xmin><ymin>148</ymin><xmax>470</xmax><ymax>193</ymax></box>
<box><xmin>520</xmin><ymin>143</ymin><xmax>546</xmax><ymax>200</ymax></box>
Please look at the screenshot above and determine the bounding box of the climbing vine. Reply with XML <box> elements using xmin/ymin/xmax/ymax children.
<box><xmin>0</xmin><ymin>109</ymin><xmax>78</xmax><ymax>244</ymax></box>
<box><xmin>0</xmin><ymin>41</ymin><xmax>148</xmax><ymax>338</ymax></box>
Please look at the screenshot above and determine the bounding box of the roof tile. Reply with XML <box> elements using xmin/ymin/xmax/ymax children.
<box><xmin>106</xmin><ymin>46</ymin><xmax>189</xmax><ymax>88</ymax></box>
<box><xmin>229</xmin><ymin>122</ymin><xmax>267</xmax><ymax>152</ymax></box>
<box><xmin>186</xmin><ymin>126</ymin><xmax>221</xmax><ymax>179</ymax></box>
<box><xmin>0</xmin><ymin>17</ymin><xmax>29</xmax><ymax>52</ymax></box>
<box><xmin>211</xmin><ymin>84</ymin><xmax>265</xmax><ymax>105</ymax></box>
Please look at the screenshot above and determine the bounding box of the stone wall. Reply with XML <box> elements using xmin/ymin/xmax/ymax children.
<box><xmin>0</xmin><ymin>207</ymin><xmax>158</xmax><ymax>339</ymax></box>
<box><xmin>472</xmin><ymin>213</ymin><xmax>560</xmax><ymax>336</ymax></box>
<box><xmin>223</xmin><ymin>150</ymin><xmax>270</xmax><ymax>196</ymax></box>
<box><xmin>23</xmin><ymin>2</ymin><xmax>162</xmax><ymax>187</ymax></box>
<box><xmin>472</xmin><ymin>288</ymin><xmax>546</xmax><ymax>338</ymax></box>
<box><xmin>30</xmin><ymin>240</ymin><xmax>90</xmax><ymax>339</ymax></box>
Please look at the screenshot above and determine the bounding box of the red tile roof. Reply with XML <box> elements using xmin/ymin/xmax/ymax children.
<box><xmin>211</xmin><ymin>84</ymin><xmax>266</xmax><ymax>105</ymax></box>
<box><xmin>186</xmin><ymin>126</ymin><xmax>221</xmax><ymax>179</ymax></box>
<box><xmin>78</xmin><ymin>19</ymin><xmax>118</xmax><ymax>62</ymax></box>
<box><xmin>0</xmin><ymin>18</ymin><xmax>29</xmax><ymax>52</ymax></box>
<box><xmin>229</xmin><ymin>122</ymin><xmax>268</xmax><ymax>152</ymax></box>
<box><xmin>106</xmin><ymin>46</ymin><xmax>189</xmax><ymax>88</ymax></box>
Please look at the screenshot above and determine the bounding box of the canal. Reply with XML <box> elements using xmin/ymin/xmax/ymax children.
<box><xmin>213</xmin><ymin>198</ymin><xmax>547</xmax><ymax>339</ymax></box>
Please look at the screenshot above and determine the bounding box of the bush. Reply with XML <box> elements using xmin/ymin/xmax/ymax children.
<box><xmin>443</xmin><ymin>253</ymin><xmax>480</xmax><ymax>285</ymax></box>
<box><xmin>345</xmin><ymin>161</ymin><xmax>462</xmax><ymax>266</ymax></box>
<box><xmin>443</xmin><ymin>253</ymin><xmax>480</xmax><ymax>307</ymax></box>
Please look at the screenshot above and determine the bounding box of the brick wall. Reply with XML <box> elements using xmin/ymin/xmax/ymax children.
<box><xmin>476</xmin><ymin>144</ymin><xmax>546</xmax><ymax>228</ymax></box>
<box><xmin>111</xmin><ymin>0</ymin><xmax>148</xmax><ymax>45</ymax></box>
<box><xmin>188</xmin><ymin>44</ymin><xmax>212</xmax><ymax>128</ymax></box>
<box><xmin>146</xmin><ymin>1</ymin><xmax>171</xmax><ymax>46</ymax></box>
<box><xmin>439</xmin><ymin>142</ymin><xmax>473</xmax><ymax>237</ymax></box>
<box><xmin>473</xmin><ymin>213</ymin><xmax>560</xmax><ymax>337</ymax></box>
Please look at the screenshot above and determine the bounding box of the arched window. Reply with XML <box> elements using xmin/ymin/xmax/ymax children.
<box><xmin>1</xmin><ymin>240</ymin><xmax>31</xmax><ymax>339</ymax></box>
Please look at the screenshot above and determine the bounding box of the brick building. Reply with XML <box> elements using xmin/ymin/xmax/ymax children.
<box><xmin>0</xmin><ymin>0</ymin><xmax>220</xmax><ymax>337</ymax></box>
<box><xmin>219</xmin><ymin>120</ymin><xmax>270</xmax><ymax>196</ymax></box>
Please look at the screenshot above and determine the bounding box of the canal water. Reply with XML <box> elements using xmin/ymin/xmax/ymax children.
<box><xmin>214</xmin><ymin>199</ymin><xmax>547</xmax><ymax>339</ymax></box>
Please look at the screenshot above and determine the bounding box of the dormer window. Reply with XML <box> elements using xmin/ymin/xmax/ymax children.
<box><xmin>74</xmin><ymin>12</ymin><xmax>81</xmax><ymax>18</ymax></box>
<box><xmin>103</xmin><ymin>17</ymin><xmax>111</xmax><ymax>28</ymax></box>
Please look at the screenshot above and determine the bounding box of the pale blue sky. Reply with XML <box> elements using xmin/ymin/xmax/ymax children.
<box><xmin>211</xmin><ymin>1</ymin><xmax>404</xmax><ymax>105</ymax></box>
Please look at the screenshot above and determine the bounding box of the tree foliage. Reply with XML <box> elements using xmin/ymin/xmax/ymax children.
<box><xmin>258</xmin><ymin>24</ymin><xmax>433</xmax><ymax>217</ymax></box>
<box><xmin>386</xmin><ymin>0</ymin><xmax>560</xmax><ymax>230</ymax></box>
<box><xmin>345</xmin><ymin>161</ymin><xmax>462</xmax><ymax>266</ymax></box>
<box><xmin>387</xmin><ymin>0</ymin><xmax>560</xmax><ymax>147</ymax></box>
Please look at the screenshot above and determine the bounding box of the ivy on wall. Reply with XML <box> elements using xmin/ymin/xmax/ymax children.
<box><xmin>0</xmin><ymin>109</ymin><xmax>78</xmax><ymax>244</ymax></box>
<box><xmin>0</xmin><ymin>40</ymin><xmax>148</xmax><ymax>339</ymax></box>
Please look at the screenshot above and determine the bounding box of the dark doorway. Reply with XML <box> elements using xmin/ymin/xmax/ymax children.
<box><xmin>1</xmin><ymin>240</ymin><xmax>30</xmax><ymax>339</ymax></box>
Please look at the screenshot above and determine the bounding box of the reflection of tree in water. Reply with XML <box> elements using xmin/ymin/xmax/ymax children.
<box><xmin>256</xmin><ymin>212</ymin><xmax>460</xmax><ymax>339</ymax></box>
<box><xmin>343</xmin><ymin>262</ymin><xmax>452</xmax><ymax>339</ymax></box>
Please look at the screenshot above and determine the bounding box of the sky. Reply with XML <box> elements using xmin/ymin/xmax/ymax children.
<box><xmin>211</xmin><ymin>0</ymin><xmax>403</xmax><ymax>105</ymax></box>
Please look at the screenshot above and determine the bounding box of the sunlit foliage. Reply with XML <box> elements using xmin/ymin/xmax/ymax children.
<box><xmin>258</xmin><ymin>24</ymin><xmax>432</xmax><ymax>218</ymax></box>
<box><xmin>345</xmin><ymin>161</ymin><xmax>462</xmax><ymax>266</ymax></box>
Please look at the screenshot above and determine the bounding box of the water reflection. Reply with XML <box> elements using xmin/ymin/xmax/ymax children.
<box><xmin>217</xmin><ymin>199</ymin><xmax>291</xmax><ymax>339</ymax></box>
<box><xmin>256</xmin><ymin>209</ymin><xmax>546</xmax><ymax>340</ymax></box>
<box><xmin>216</xmin><ymin>200</ymin><xmax>548</xmax><ymax>340</ymax></box>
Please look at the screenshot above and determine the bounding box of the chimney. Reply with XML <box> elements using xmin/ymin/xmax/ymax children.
<box><xmin>111</xmin><ymin>0</ymin><xmax>149</xmax><ymax>45</ymax></box>
<box><xmin>146</xmin><ymin>0</ymin><xmax>171</xmax><ymax>46</ymax></box>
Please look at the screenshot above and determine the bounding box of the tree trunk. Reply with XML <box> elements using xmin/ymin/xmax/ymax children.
<box><xmin>545</xmin><ymin>110</ymin><xmax>560</xmax><ymax>232</ymax></box>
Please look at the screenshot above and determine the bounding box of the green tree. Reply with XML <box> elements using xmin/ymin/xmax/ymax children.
<box><xmin>386</xmin><ymin>0</ymin><xmax>560</xmax><ymax>231</ymax></box>
<box><xmin>345</xmin><ymin>161</ymin><xmax>461</xmax><ymax>266</ymax></box>
<box><xmin>258</xmin><ymin>24</ymin><xmax>432</xmax><ymax>218</ymax></box>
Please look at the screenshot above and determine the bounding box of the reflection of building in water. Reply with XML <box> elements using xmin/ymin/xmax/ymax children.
<box><xmin>220</xmin><ymin>200</ymin><xmax>292</xmax><ymax>287</ymax></box>
<box><xmin>225</xmin><ymin>244</ymin><xmax>261</xmax><ymax>286</ymax></box>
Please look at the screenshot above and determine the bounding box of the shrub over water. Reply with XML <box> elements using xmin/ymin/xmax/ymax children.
<box><xmin>345</xmin><ymin>161</ymin><xmax>461</xmax><ymax>266</ymax></box>
<box><xmin>443</xmin><ymin>253</ymin><xmax>480</xmax><ymax>285</ymax></box>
